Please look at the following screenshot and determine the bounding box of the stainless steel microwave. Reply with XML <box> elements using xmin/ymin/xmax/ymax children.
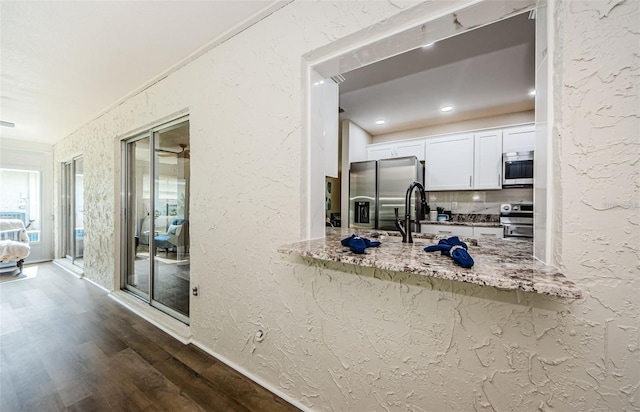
<box><xmin>502</xmin><ymin>151</ymin><xmax>534</xmax><ymax>187</ymax></box>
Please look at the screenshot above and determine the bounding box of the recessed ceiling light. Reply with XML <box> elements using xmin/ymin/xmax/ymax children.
<box><xmin>375</xmin><ymin>120</ymin><xmax>386</xmax><ymax>125</ymax></box>
<box><xmin>0</xmin><ymin>120</ymin><xmax>16</xmax><ymax>128</ymax></box>
<box><xmin>529</xmin><ymin>89</ymin><xmax>536</xmax><ymax>96</ymax></box>
<box><xmin>440</xmin><ymin>105</ymin><xmax>454</xmax><ymax>112</ymax></box>
<box><xmin>422</xmin><ymin>42</ymin><xmax>435</xmax><ymax>48</ymax></box>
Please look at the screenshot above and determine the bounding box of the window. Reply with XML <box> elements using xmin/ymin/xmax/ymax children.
<box><xmin>0</xmin><ymin>168</ymin><xmax>41</xmax><ymax>242</ymax></box>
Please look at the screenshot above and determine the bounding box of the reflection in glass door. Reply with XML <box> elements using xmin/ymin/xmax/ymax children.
<box><xmin>122</xmin><ymin>118</ymin><xmax>190</xmax><ymax>323</ymax></box>
<box><xmin>61</xmin><ymin>157</ymin><xmax>84</xmax><ymax>267</ymax></box>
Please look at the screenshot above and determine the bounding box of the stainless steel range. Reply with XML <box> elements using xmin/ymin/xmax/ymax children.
<box><xmin>500</xmin><ymin>203</ymin><xmax>533</xmax><ymax>238</ymax></box>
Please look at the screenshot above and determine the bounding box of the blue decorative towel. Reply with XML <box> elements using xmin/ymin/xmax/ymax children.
<box><xmin>341</xmin><ymin>234</ymin><xmax>381</xmax><ymax>254</ymax></box>
<box><xmin>424</xmin><ymin>236</ymin><xmax>474</xmax><ymax>268</ymax></box>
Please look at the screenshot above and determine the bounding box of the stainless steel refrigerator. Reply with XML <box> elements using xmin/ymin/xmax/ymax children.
<box><xmin>349</xmin><ymin>156</ymin><xmax>424</xmax><ymax>231</ymax></box>
<box><xmin>349</xmin><ymin>160</ymin><xmax>377</xmax><ymax>229</ymax></box>
<box><xmin>377</xmin><ymin>157</ymin><xmax>424</xmax><ymax>230</ymax></box>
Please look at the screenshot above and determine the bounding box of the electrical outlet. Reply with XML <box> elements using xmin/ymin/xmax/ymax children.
<box><xmin>451</xmin><ymin>201</ymin><xmax>458</xmax><ymax>210</ymax></box>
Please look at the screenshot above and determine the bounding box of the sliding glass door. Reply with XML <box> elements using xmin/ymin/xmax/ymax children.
<box><xmin>61</xmin><ymin>157</ymin><xmax>84</xmax><ymax>267</ymax></box>
<box><xmin>122</xmin><ymin>118</ymin><xmax>190</xmax><ymax>323</ymax></box>
<box><xmin>124</xmin><ymin>137</ymin><xmax>151</xmax><ymax>297</ymax></box>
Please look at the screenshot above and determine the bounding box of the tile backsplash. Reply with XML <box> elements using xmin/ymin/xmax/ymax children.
<box><xmin>428</xmin><ymin>188</ymin><xmax>533</xmax><ymax>215</ymax></box>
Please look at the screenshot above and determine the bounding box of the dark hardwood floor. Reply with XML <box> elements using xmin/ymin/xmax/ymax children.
<box><xmin>0</xmin><ymin>263</ymin><xmax>299</xmax><ymax>412</ymax></box>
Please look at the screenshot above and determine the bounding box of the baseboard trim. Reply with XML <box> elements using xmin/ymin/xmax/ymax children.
<box><xmin>53</xmin><ymin>259</ymin><xmax>84</xmax><ymax>279</ymax></box>
<box><xmin>53</xmin><ymin>259</ymin><xmax>110</xmax><ymax>294</ymax></box>
<box><xmin>190</xmin><ymin>339</ymin><xmax>310</xmax><ymax>412</ymax></box>
<box><xmin>84</xmin><ymin>276</ymin><xmax>111</xmax><ymax>293</ymax></box>
<box><xmin>108</xmin><ymin>291</ymin><xmax>192</xmax><ymax>344</ymax></box>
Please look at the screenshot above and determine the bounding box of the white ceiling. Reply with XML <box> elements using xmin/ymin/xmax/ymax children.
<box><xmin>0</xmin><ymin>0</ymin><xmax>283</xmax><ymax>145</ymax></box>
<box><xmin>1</xmin><ymin>3</ymin><xmax>534</xmax><ymax>145</ymax></box>
<box><xmin>339</xmin><ymin>12</ymin><xmax>536</xmax><ymax>135</ymax></box>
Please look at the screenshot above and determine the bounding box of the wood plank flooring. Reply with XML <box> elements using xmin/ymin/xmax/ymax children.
<box><xmin>0</xmin><ymin>263</ymin><xmax>299</xmax><ymax>412</ymax></box>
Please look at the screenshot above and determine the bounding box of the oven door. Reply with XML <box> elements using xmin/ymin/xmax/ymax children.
<box><xmin>503</xmin><ymin>151</ymin><xmax>534</xmax><ymax>186</ymax></box>
<box><xmin>503</xmin><ymin>224</ymin><xmax>533</xmax><ymax>238</ymax></box>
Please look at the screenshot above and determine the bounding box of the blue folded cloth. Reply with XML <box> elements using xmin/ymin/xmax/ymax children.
<box><xmin>341</xmin><ymin>234</ymin><xmax>381</xmax><ymax>254</ymax></box>
<box><xmin>424</xmin><ymin>236</ymin><xmax>474</xmax><ymax>268</ymax></box>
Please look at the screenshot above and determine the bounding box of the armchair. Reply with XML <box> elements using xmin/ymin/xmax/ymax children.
<box><xmin>154</xmin><ymin>219</ymin><xmax>188</xmax><ymax>256</ymax></box>
<box><xmin>139</xmin><ymin>215</ymin><xmax>172</xmax><ymax>246</ymax></box>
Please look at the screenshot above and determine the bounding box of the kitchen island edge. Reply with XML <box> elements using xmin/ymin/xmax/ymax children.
<box><xmin>278</xmin><ymin>228</ymin><xmax>581</xmax><ymax>299</ymax></box>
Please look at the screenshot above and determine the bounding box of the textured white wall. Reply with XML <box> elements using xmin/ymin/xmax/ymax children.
<box><xmin>52</xmin><ymin>1</ymin><xmax>639</xmax><ymax>410</ymax></box>
<box><xmin>54</xmin><ymin>126</ymin><xmax>115</xmax><ymax>286</ymax></box>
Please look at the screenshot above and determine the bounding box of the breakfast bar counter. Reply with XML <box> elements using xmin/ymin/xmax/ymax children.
<box><xmin>278</xmin><ymin>227</ymin><xmax>581</xmax><ymax>299</ymax></box>
<box><xmin>419</xmin><ymin>220</ymin><xmax>503</xmax><ymax>228</ymax></box>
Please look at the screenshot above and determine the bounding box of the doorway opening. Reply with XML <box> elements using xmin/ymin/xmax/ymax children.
<box><xmin>121</xmin><ymin>117</ymin><xmax>191</xmax><ymax>324</ymax></box>
<box><xmin>304</xmin><ymin>0</ymin><xmax>550</xmax><ymax>262</ymax></box>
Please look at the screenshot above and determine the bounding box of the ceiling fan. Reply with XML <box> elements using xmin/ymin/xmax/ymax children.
<box><xmin>157</xmin><ymin>143</ymin><xmax>190</xmax><ymax>159</ymax></box>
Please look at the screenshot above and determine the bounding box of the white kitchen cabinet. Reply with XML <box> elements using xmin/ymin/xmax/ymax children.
<box><xmin>394</xmin><ymin>139</ymin><xmax>425</xmax><ymax>160</ymax></box>
<box><xmin>367</xmin><ymin>144</ymin><xmax>395</xmax><ymax>161</ymax></box>
<box><xmin>502</xmin><ymin>124</ymin><xmax>535</xmax><ymax>153</ymax></box>
<box><xmin>421</xmin><ymin>224</ymin><xmax>474</xmax><ymax>237</ymax></box>
<box><xmin>367</xmin><ymin>139</ymin><xmax>425</xmax><ymax>161</ymax></box>
<box><xmin>472</xmin><ymin>226</ymin><xmax>504</xmax><ymax>239</ymax></box>
<box><xmin>425</xmin><ymin>133</ymin><xmax>474</xmax><ymax>191</ymax></box>
<box><xmin>473</xmin><ymin>130</ymin><xmax>502</xmax><ymax>189</ymax></box>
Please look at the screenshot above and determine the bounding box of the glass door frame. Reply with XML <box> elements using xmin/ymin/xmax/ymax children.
<box><xmin>120</xmin><ymin>115</ymin><xmax>190</xmax><ymax>324</ymax></box>
<box><xmin>61</xmin><ymin>156</ymin><xmax>83</xmax><ymax>267</ymax></box>
<box><xmin>122</xmin><ymin>133</ymin><xmax>152</xmax><ymax>302</ymax></box>
<box><xmin>61</xmin><ymin>161</ymin><xmax>72</xmax><ymax>260</ymax></box>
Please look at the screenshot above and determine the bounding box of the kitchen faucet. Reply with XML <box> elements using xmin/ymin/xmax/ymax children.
<box><xmin>394</xmin><ymin>181</ymin><xmax>427</xmax><ymax>243</ymax></box>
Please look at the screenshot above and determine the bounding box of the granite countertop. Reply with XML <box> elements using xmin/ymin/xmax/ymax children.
<box><xmin>420</xmin><ymin>213</ymin><xmax>502</xmax><ymax>228</ymax></box>
<box><xmin>278</xmin><ymin>227</ymin><xmax>581</xmax><ymax>299</ymax></box>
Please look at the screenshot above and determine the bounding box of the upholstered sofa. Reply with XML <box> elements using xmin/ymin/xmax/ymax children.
<box><xmin>0</xmin><ymin>219</ymin><xmax>31</xmax><ymax>274</ymax></box>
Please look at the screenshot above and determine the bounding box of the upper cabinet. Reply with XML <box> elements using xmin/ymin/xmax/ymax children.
<box><xmin>367</xmin><ymin>139</ymin><xmax>425</xmax><ymax>161</ymax></box>
<box><xmin>364</xmin><ymin>123</ymin><xmax>532</xmax><ymax>191</ymax></box>
<box><xmin>366</xmin><ymin>144</ymin><xmax>394</xmax><ymax>161</ymax></box>
<box><xmin>425</xmin><ymin>133</ymin><xmax>474</xmax><ymax>191</ymax></box>
<box><xmin>425</xmin><ymin>129</ymin><xmax>503</xmax><ymax>191</ymax></box>
<box><xmin>473</xmin><ymin>130</ymin><xmax>503</xmax><ymax>190</ymax></box>
<box><xmin>394</xmin><ymin>140</ymin><xmax>426</xmax><ymax>160</ymax></box>
<box><xmin>503</xmin><ymin>124</ymin><xmax>535</xmax><ymax>153</ymax></box>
